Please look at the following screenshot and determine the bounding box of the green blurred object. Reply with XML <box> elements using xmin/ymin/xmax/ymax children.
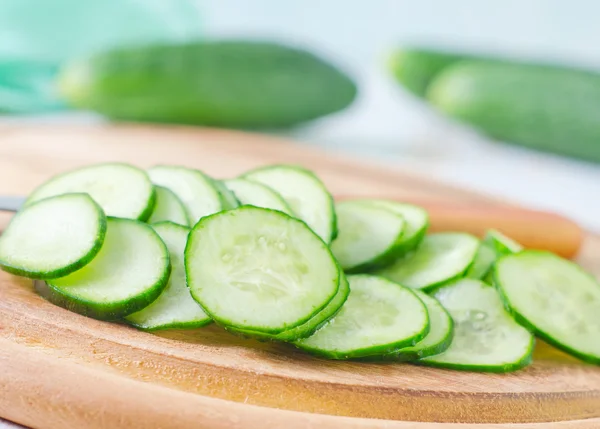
<box><xmin>0</xmin><ymin>0</ymin><xmax>203</xmax><ymax>114</ymax></box>
<box><xmin>389</xmin><ymin>48</ymin><xmax>463</xmax><ymax>97</ymax></box>
<box><xmin>58</xmin><ymin>40</ymin><xmax>358</xmax><ymax>128</ymax></box>
<box><xmin>390</xmin><ymin>47</ymin><xmax>600</xmax><ymax>164</ymax></box>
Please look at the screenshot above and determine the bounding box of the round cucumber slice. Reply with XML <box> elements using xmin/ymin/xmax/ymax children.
<box><xmin>466</xmin><ymin>242</ymin><xmax>497</xmax><ymax>280</ymax></box>
<box><xmin>0</xmin><ymin>194</ymin><xmax>106</xmax><ymax>279</ymax></box>
<box><xmin>375</xmin><ymin>232</ymin><xmax>479</xmax><ymax>291</ymax></box>
<box><xmin>226</xmin><ymin>267</ymin><xmax>350</xmax><ymax>341</ymax></box>
<box><xmin>294</xmin><ymin>275</ymin><xmax>429</xmax><ymax>359</ymax></box>
<box><xmin>364</xmin><ymin>290</ymin><xmax>453</xmax><ymax>361</ymax></box>
<box><xmin>185</xmin><ymin>206</ymin><xmax>340</xmax><ymax>334</ymax></box>
<box><xmin>354</xmin><ymin>200</ymin><xmax>429</xmax><ymax>255</ymax></box>
<box><xmin>212</xmin><ymin>180</ymin><xmax>241</xmax><ymax>210</ymax></box>
<box><xmin>46</xmin><ymin>218</ymin><xmax>170</xmax><ymax>320</ymax></box>
<box><xmin>147</xmin><ymin>186</ymin><xmax>190</xmax><ymax>226</ymax></box>
<box><xmin>494</xmin><ymin>251</ymin><xmax>600</xmax><ymax>364</ymax></box>
<box><xmin>26</xmin><ymin>163</ymin><xmax>155</xmax><ymax>221</ymax></box>
<box><xmin>224</xmin><ymin>178</ymin><xmax>293</xmax><ymax>215</ymax></box>
<box><xmin>242</xmin><ymin>165</ymin><xmax>337</xmax><ymax>243</ymax></box>
<box><xmin>330</xmin><ymin>201</ymin><xmax>405</xmax><ymax>272</ymax></box>
<box><xmin>421</xmin><ymin>278</ymin><xmax>534</xmax><ymax>372</ymax></box>
<box><xmin>126</xmin><ymin>222</ymin><xmax>210</xmax><ymax>330</ymax></box>
<box><xmin>147</xmin><ymin>165</ymin><xmax>223</xmax><ymax>224</ymax></box>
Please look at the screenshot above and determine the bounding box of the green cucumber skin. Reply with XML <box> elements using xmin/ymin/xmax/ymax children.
<box><xmin>428</xmin><ymin>61</ymin><xmax>600</xmax><ymax>163</ymax></box>
<box><xmin>493</xmin><ymin>251</ymin><xmax>600</xmax><ymax>365</ymax></box>
<box><xmin>212</xmin><ymin>180</ymin><xmax>241</xmax><ymax>211</ymax></box>
<box><xmin>0</xmin><ymin>194</ymin><xmax>107</xmax><ymax>280</ymax></box>
<box><xmin>59</xmin><ymin>41</ymin><xmax>357</xmax><ymax>128</ymax></box>
<box><xmin>185</xmin><ymin>206</ymin><xmax>340</xmax><ymax>334</ymax></box>
<box><xmin>241</xmin><ymin>164</ymin><xmax>338</xmax><ymax>243</ymax></box>
<box><xmin>416</xmin><ymin>342</ymin><xmax>534</xmax><ymax>373</ymax></box>
<box><xmin>390</xmin><ymin>48</ymin><xmax>464</xmax><ymax>97</ymax></box>
<box><xmin>127</xmin><ymin>319</ymin><xmax>212</xmax><ymax>332</ymax></box>
<box><xmin>44</xmin><ymin>218</ymin><xmax>171</xmax><ymax>321</ymax></box>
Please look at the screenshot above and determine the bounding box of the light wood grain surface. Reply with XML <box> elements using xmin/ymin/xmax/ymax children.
<box><xmin>0</xmin><ymin>124</ymin><xmax>598</xmax><ymax>429</ymax></box>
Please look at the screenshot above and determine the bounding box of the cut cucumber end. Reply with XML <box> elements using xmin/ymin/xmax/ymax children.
<box><xmin>0</xmin><ymin>193</ymin><xmax>107</xmax><ymax>279</ymax></box>
<box><xmin>421</xmin><ymin>278</ymin><xmax>534</xmax><ymax>373</ymax></box>
<box><xmin>494</xmin><ymin>250</ymin><xmax>600</xmax><ymax>364</ymax></box>
<box><xmin>185</xmin><ymin>206</ymin><xmax>340</xmax><ymax>334</ymax></box>
<box><xmin>46</xmin><ymin>217</ymin><xmax>171</xmax><ymax>320</ymax></box>
<box><xmin>294</xmin><ymin>275</ymin><xmax>430</xmax><ymax>359</ymax></box>
<box><xmin>26</xmin><ymin>163</ymin><xmax>155</xmax><ymax>221</ymax></box>
<box><xmin>242</xmin><ymin>165</ymin><xmax>337</xmax><ymax>243</ymax></box>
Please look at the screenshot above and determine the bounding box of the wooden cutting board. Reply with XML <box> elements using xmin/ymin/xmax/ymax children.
<box><xmin>0</xmin><ymin>124</ymin><xmax>599</xmax><ymax>429</ymax></box>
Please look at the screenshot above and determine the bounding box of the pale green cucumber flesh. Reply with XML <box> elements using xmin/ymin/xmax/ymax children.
<box><xmin>26</xmin><ymin>162</ymin><xmax>155</xmax><ymax>221</ymax></box>
<box><xmin>212</xmin><ymin>180</ymin><xmax>241</xmax><ymax>210</ymax></box>
<box><xmin>185</xmin><ymin>206</ymin><xmax>340</xmax><ymax>333</ymax></box>
<box><xmin>224</xmin><ymin>178</ymin><xmax>293</xmax><ymax>215</ymax></box>
<box><xmin>331</xmin><ymin>201</ymin><xmax>405</xmax><ymax>272</ymax></box>
<box><xmin>353</xmin><ymin>200</ymin><xmax>429</xmax><ymax>255</ymax></box>
<box><xmin>147</xmin><ymin>165</ymin><xmax>223</xmax><ymax>224</ymax></box>
<box><xmin>494</xmin><ymin>251</ymin><xmax>600</xmax><ymax>364</ymax></box>
<box><xmin>147</xmin><ymin>186</ymin><xmax>190</xmax><ymax>226</ymax></box>
<box><xmin>421</xmin><ymin>278</ymin><xmax>534</xmax><ymax>372</ymax></box>
<box><xmin>228</xmin><ymin>268</ymin><xmax>350</xmax><ymax>342</ymax></box>
<box><xmin>375</xmin><ymin>232</ymin><xmax>479</xmax><ymax>290</ymax></box>
<box><xmin>364</xmin><ymin>290</ymin><xmax>453</xmax><ymax>361</ymax></box>
<box><xmin>0</xmin><ymin>193</ymin><xmax>106</xmax><ymax>279</ymax></box>
<box><xmin>46</xmin><ymin>217</ymin><xmax>170</xmax><ymax>320</ymax></box>
<box><xmin>126</xmin><ymin>222</ymin><xmax>211</xmax><ymax>330</ymax></box>
<box><xmin>242</xmin><ymin>165</ymin><xmax>337</xmax><ymax>243</ymax></box>
<box><xmin>466</xmin><ymin>242</ymin><xmax>497</xmax><ymax>280</ymax></box>
<box><xmin>294</xmin><ymin>275</ymin><xmax>429</xmax><ymax>359</ymax></box>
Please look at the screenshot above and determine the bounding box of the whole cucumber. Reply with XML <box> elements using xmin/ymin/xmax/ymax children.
<box><xmin>428</xmin><ymin>61</ymin><xmax>600</xmax><ymax>163</ymax></box>
<box><xmin>389</xmin><ymin>48</ymin><xmax>464</xmax><ymax>97</ymax></box>
<box><xmin>58</xmin><ymin>41</ymin><xmax>357</xmax><ymax>128</ymax></box>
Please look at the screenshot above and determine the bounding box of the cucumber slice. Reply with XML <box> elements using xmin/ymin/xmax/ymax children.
<box><xmin>226</xmin><ymin>268</ymin><xmax>350</xmax><ymax>341</ymax></box>
<box><xmin>364</xmin><ymin>290</ymin><xmax>453</xmax><ymax>361</ymax></box>
<box><xmin>26</xmin><ymin>163</ymin><xmax>155</xmax><ymax>220</ymax></box>
<box><xmin>185</xmin><ymin>206</ymin><xmax>340</xmax><ymax>333</ymax></box>
<box><xmin>126</xmin><ymin>222</ymin><xmax>210</xmax><ymax>330</ymax></box>
<box><xmin>147</xmin><ymin>165</ymin><xmax>223</xmax><ymax>224</ymax></box>
<box><xmin>421</xmin><ymin>278</ymin><xmax>534</xmax><ymax>372</ymax></box>
<box><xmin>466</xmin><ymin>242</ymin><xmax>496</xmax><ymax>280</ymax></box>
<box><xmin>242</xmin><ymin>165</ymin><xmax>337</xmax><ymax>243</ymax></box>
<box><xmin>354</xmin><ymin>200</ymin><xmax>429</xmax><ymax>255</ymax></box>
<box><xmin>224</xmin><ymin>178</ymin><xmax>293</xmax><ymax>215</ymax></box>
<box><xmin>330</xmin><ymin>201</ymin><xmax>405</xmax><ymax>272</ymax></box>
<box><xmin>484</xmin><ymin>229</ymin><xmax>523</xmax><ymax>256</ymax></box>
<box><xmin>147</xmin><ymin>186</ymin><xmax>190</xmax><ymax>226</ymax></box>
<box><xmin>212</xmin><ymin>180</ymin><xmax>241</xmax><ymax>210</ymax></box>
<box><xmin>46</xmin><ymin>217</ymin><xmax>170</xmax><ymax>320</ymax></box>
<box><xmin>0</xmin><ymin>194</ymin><xmax>106</xmax><ymax>279</ymax></box>
<box><xmin>374</xmin><ymin>232</ymin><xmax>479</xmax><ymax>291</ymax></box>
<box><xmin>294</xmin><ymin>275</ymin><xmax>429</xmax><ymax>359</ymax></box>
<box><xmin>494</xmin><ymin>251</ymin><xmax>600</xmax><ymax>364</ymax></box>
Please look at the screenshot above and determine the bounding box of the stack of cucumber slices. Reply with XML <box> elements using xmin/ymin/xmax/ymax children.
<box><xmin>1</xmin><ymin>162</ymin><xmax>599</xmax><ymax>372</ymax></box>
